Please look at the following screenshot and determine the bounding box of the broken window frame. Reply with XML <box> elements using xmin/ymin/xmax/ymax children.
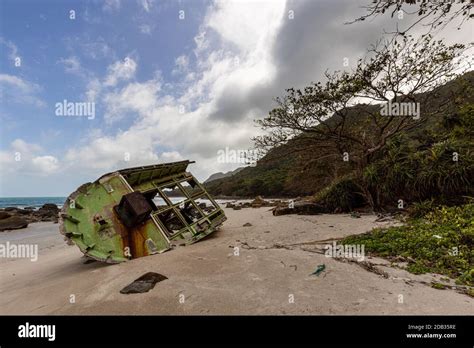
<box><xmin>160</xmin><ymin>182</ymin><xmax>186</xmax><ymax>202</ymax></box>
<box><xmin>149</xmin><ymin>176</ymin><xmax>207</xmax><ymax>239</ymax></box>
<box><xmin>194</xmin><ymin>193</ymin><xmax>220</xmax><ymax>218</ymax></box>
<box><xmin>125</xmin><ymin>174</ymin><xmax>222</xmax><ymax>240</ymax></box>
<box><xmin>154</xmin><ymin>207</ymin><xmax>188</xmax><ymax>237</ymax></box>
<box><xmin>177</xmin><ymin>177</ymin><xmax>204</xmax><ymax>198</ymax></box>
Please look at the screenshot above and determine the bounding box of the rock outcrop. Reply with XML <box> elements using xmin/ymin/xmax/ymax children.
<box><xmin>0</xmin><ymin>203</ymin><xmax>60</xmax><ymax>231</ymax></box>
<box><xmin>0</xmin><ymin>216</ymin><xmax>29</xmax><ymax>231</ymax></box>
<box><xmin>272</xmin><ymin>200</ymin><xmax>326</xmax><ymax>216</ymax></box>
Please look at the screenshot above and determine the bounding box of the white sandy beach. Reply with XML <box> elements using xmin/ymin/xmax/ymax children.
<box><xmin>0</xmin><ymin>207</ymin><xmax>472</xmax><ymax>315</ymax></box>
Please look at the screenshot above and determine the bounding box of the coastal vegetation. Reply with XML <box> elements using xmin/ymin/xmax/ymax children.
<box><xmin>205</xmin><ymin>26</ymin><xmax>473</xmax><ymax>292</ymax></box>
<box><xmin>206</xmin><ymin>69</ymin><xmax>474</xmax><ymax>212</ymax></box>
<box><xmin>342</xmin><ymin>203</ymin><xmax>474</xmax><ymax>288</ymax></box>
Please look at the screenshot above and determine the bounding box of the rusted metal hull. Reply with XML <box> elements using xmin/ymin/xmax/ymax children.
<box><xmin>59</xmin><ymin>161</ymin><xmax>226</xmax><ymax>263</ymax></box>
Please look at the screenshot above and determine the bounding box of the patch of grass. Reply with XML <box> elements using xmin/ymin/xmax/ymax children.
<box><xmin>431</xmin><ymin>282</ymin><xmax>448</xmax><ymax>290</ymax></box>
<box><xmin>407</xmin><ymin>199</ymin><xmax>436</xmax><ymax>218</ymax></box>
<box><xmin>457</xmin><ymin>268</ymin><xmax>474</xmax><ymax>285</ymax></box>
<box><xmin>342</xmin><ymin>204</ymin><xmax>474</xmax><ymax>286</ymax></box>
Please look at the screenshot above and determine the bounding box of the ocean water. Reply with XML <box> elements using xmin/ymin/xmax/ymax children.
<box><xmin>0</xmin><ymin>196</ymin><xmax>235</xmax><ymax>209</ymax></box>
<box><xmin>0</xmin><ymin>197</ymin><xmax>66</xmax><ymax>209</ymax></box>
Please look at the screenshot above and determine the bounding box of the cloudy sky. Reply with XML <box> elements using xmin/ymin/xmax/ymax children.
<box><xmin>0</xmin><ymin>0</ymin><xmax>471</xmax><ymax>196</ymax></box>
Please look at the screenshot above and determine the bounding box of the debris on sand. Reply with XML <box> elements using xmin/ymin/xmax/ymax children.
<box><xmin>374</xmin><ymin>213</ymin><xmax>396</xmax><ymax>222</ymax></box>
<box><xmin>339</xmin><ymin>259</ymin><xmax>389</xmax><ymax>279</ymax></box>
<box><xmin>120</xmin><ymin>272</ymin><xmax>168</xmax><ymax>294</ymax></box>
<box><xmin>250</xmin><ymin>196</ymin><xmax>267</xmax><ymax>208</ymax></box>
<box><xmin>311</xmin><ymin>264</ymin><xmax>326</xmax><ymax>276</ymax></box>
<box><xmin>243</xmin><ymin>222</ymin><xmax>252</xmax><ymax>227</ymax></box>
<box><xmin>431</xmin><ymin>282</ymin><xmax>448</xmax><ymax>290</ymax></box>
<box><xmin>83</xmin><ymin>258</ymin><xmax>96</xmax><ymax>265</ymax></box>
<box><xmin>350</xmin><ymin>212</ymin><xmax>361</xmax><ymax>218</ymax></box>
<box><xmin>227</xmin><ymin>197</ymin><xmax>281</xmax><ymax>210</ymax></box>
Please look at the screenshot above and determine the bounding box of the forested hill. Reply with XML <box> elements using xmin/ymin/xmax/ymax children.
<box><xmin>205</xmin><ymin>71</ymin><xmax>474</xmax><ymax>209</ymax></box>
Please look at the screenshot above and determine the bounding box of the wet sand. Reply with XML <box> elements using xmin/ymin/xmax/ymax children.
<box><xmin>0</xmin><ymin>208</ymin><xmax>472</xmax><ymax>314</ymax></box>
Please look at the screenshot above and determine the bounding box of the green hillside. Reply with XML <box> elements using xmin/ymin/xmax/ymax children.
<box><xmin>206</xmin><ymin>71</ymin><xmax>474</xmax><ymax>210</ymax></box>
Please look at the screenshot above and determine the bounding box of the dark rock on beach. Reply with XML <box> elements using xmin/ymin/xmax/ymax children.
<box><xmin>250</xmin><ymin>196</ymin><xmax>278</xmax><ymax>208</ymax></box>
<box><xmin>272</xmin><ymin>201</ymin><xmax>326</xmax><ymax>216</ymax></box>
<box><xmin>0</xmin><ymin>203</ymin><xmax>60</xmax><ymax>231</ymax></box>
<box><xmin>36</xmin><ymin>204</ymin><xmax>60</xmax><ymax>220</ymax></box>
<box><xmin>251</xmin><ymin>196</ymin><xmax>266</xmax><ymax>208</ymax></box>
<box><xmin>120</xmin><ymin>272</ymin><xmax>168</xmax><ymax>294</ymax></box>
<box><xmin>0</xmin><ymin>216</ymin><xmax>29</xmax><ymax>231</ymax></box>
<box><xmin>226</xmin><ymin>197</ymin><xmax>281</xmax><ymax>211</ymax></box>
<box><xmin>0</xmin><ymin>211</ymin><xmax>12</xmax><ymax>220</ymax></box>
<box><xmin>15</xmin><ymin>209</ymin><xmax>32</xmax><ymax>215</ymax></box>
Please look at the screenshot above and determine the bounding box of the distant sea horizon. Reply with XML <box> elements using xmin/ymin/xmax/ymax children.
<box><xmin>0</xmin><ymin>196</ymin><xmax>235</xmax><ymax>209</ymax></box>
<box><xmin>0</xmin><ymin>197</ymin><xmax>67</xmax><ymax>209</ymax></box>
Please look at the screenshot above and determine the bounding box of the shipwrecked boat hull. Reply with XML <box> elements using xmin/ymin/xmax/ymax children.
<box><xmin>59</xmin><ymin>161</ymin><xmax>226</xmax><ymax>263</ymax></box>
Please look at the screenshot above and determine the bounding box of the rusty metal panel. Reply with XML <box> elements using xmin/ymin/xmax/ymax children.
<box><xmin>59</xmin><ymin>161</ymin><xmax>226</xmax><ymax>263</ymax></box>
<box><xmin>114</xmin><ymin>192</ymin><xmax>153</xmax><ymax>228</ymax></box>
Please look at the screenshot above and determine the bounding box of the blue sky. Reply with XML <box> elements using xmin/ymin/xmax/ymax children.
<box><xmin>0</xmin><ymin>0</ymin><xmax>471</xmax><ymax>197</ymax></box>
<box><xmin>1</xmin><ymin>0</ymin><xmax>214</xmax><ymax>196</ymax></box>
<box><xmin>1</xmin><ymin>0</ymin><xmax>206</xmax><ymax>155</ymax></box>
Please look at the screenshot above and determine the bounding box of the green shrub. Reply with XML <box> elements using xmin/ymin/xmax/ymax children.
<box><xmin>407</xmin><ymin>199</ymin><xmax>436</xmax><ymax>218</ymax></box>
<box><xmin>314</xmin><ymin>176</ymin><xmax>366</xmax><ymax>212</ymax></box>
<box><xmin>342</xmin><ymin>204</ymin><xmax>474</xmax><ymax>286</ymax></box>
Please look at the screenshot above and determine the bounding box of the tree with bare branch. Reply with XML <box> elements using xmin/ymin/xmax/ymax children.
<box><xmin>254</xmin><ymin>35</ymin><xmax>469</xmax><ymax>208</ymax></box>
<box><xmin>349</xmin><ymin>0</ymin><xmax>473</xmax><ymax>34</ymax></box>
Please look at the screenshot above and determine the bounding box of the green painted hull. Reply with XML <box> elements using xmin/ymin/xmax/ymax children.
<box><xmin>59</xmin><ymin>161</ymin><xmax>226</xmax><ymax>263</ymax></box>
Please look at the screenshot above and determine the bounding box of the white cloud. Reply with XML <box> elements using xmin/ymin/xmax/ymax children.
<box><xmin>160</xmin><ymin>151</ymin><xmax>183</xmax><ymax>162</ymax></box>
<box><xmin>83</xmin><ymin>57</ymin><xmax>138</xmax><ymax>103</ymax></box>
<box><xmin>205</xmin><ymin>0</ymin><xmax>285</xmax><ymax>55</ymax></box>
<box><xmin>31</xmin><ymin>156</ymin><xmax>59</xmax><ymax>174</ymax></box>
<box><xmin>81</xmin><ymin>38</ymin><xmax>115</xmax><ymax>60</ymax></box>
<box><xmin>104</xmin><ymin>57</ymin><xmax>137</xmax><ymax>87</ymax></box>
<box><xmin>58</xmin><ymin>56</ymin><xmax>82</xmax><ymax>74</ymax></box>
<box><xmin>86</xmin><ymin>78</ymin><xmax>102</xmax><ymax>102</ymax></box>
<box><xmin>0</xmin><ymin>74</ymin><xmax>45</xmax><ymax>108</ymax></box>
<box><xmin>103</xmin><ymin>79</ymin><xmax>161</xmax><ymax>122</ymax></box>
<box><xmin>0</xmin><ymin>37</ymin><xmax>19</xmax><ymax>63</ymax></box>
<box><xmin>64</xmin><ymin>35</ymin><xmax>116</xmax><ymax>61</ymax></box>
<box><xmin>138</xmin><ymin>0</ymin><xmax>153</xmax><ymax>12</ymax></box>
<box><xmin>0</xmin><ymin>74</ymin><xmax>33</xmax><ymax>91</ymax></box>
<box><xmin>103</xmin><ymin>0</ymin><xmax>121</xmax><ymax>12</ymax></box>
<box><xmin>64</xmin><ymin>128</ymin><xmax>161</xmax><ymax>172</ymax></box>
<box><xmin>139</xmin><ymin>24</ymin><xmax>153</xmax><ymax>34</ymax></box>
<box><xmin>51</xmin><ymin>0</ymin><xmax>315</xmax><ymax>180</ymax></box>
<box><xmin>11</xmin><ymin>139</ymin><xmax>42</xmax><ymax>154</ymax></box>
<box><xmin>172</xmin><ymin>55</ymin><xmax>189</xmax><ymax>75</ymax></box>
<box><xmin>16</xmin><ymin>0</ymin><xmax>472</xmax><ymax>187</ymax></box>
<box><xmin>193</xmin><ymin>30</ymin><xmax>209</xmax><ymax>54</ymax></box>
<box><xmin>0</xmin><ymin>139</ymin><xmax>59</xmax><ymax>176</ymax></box>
